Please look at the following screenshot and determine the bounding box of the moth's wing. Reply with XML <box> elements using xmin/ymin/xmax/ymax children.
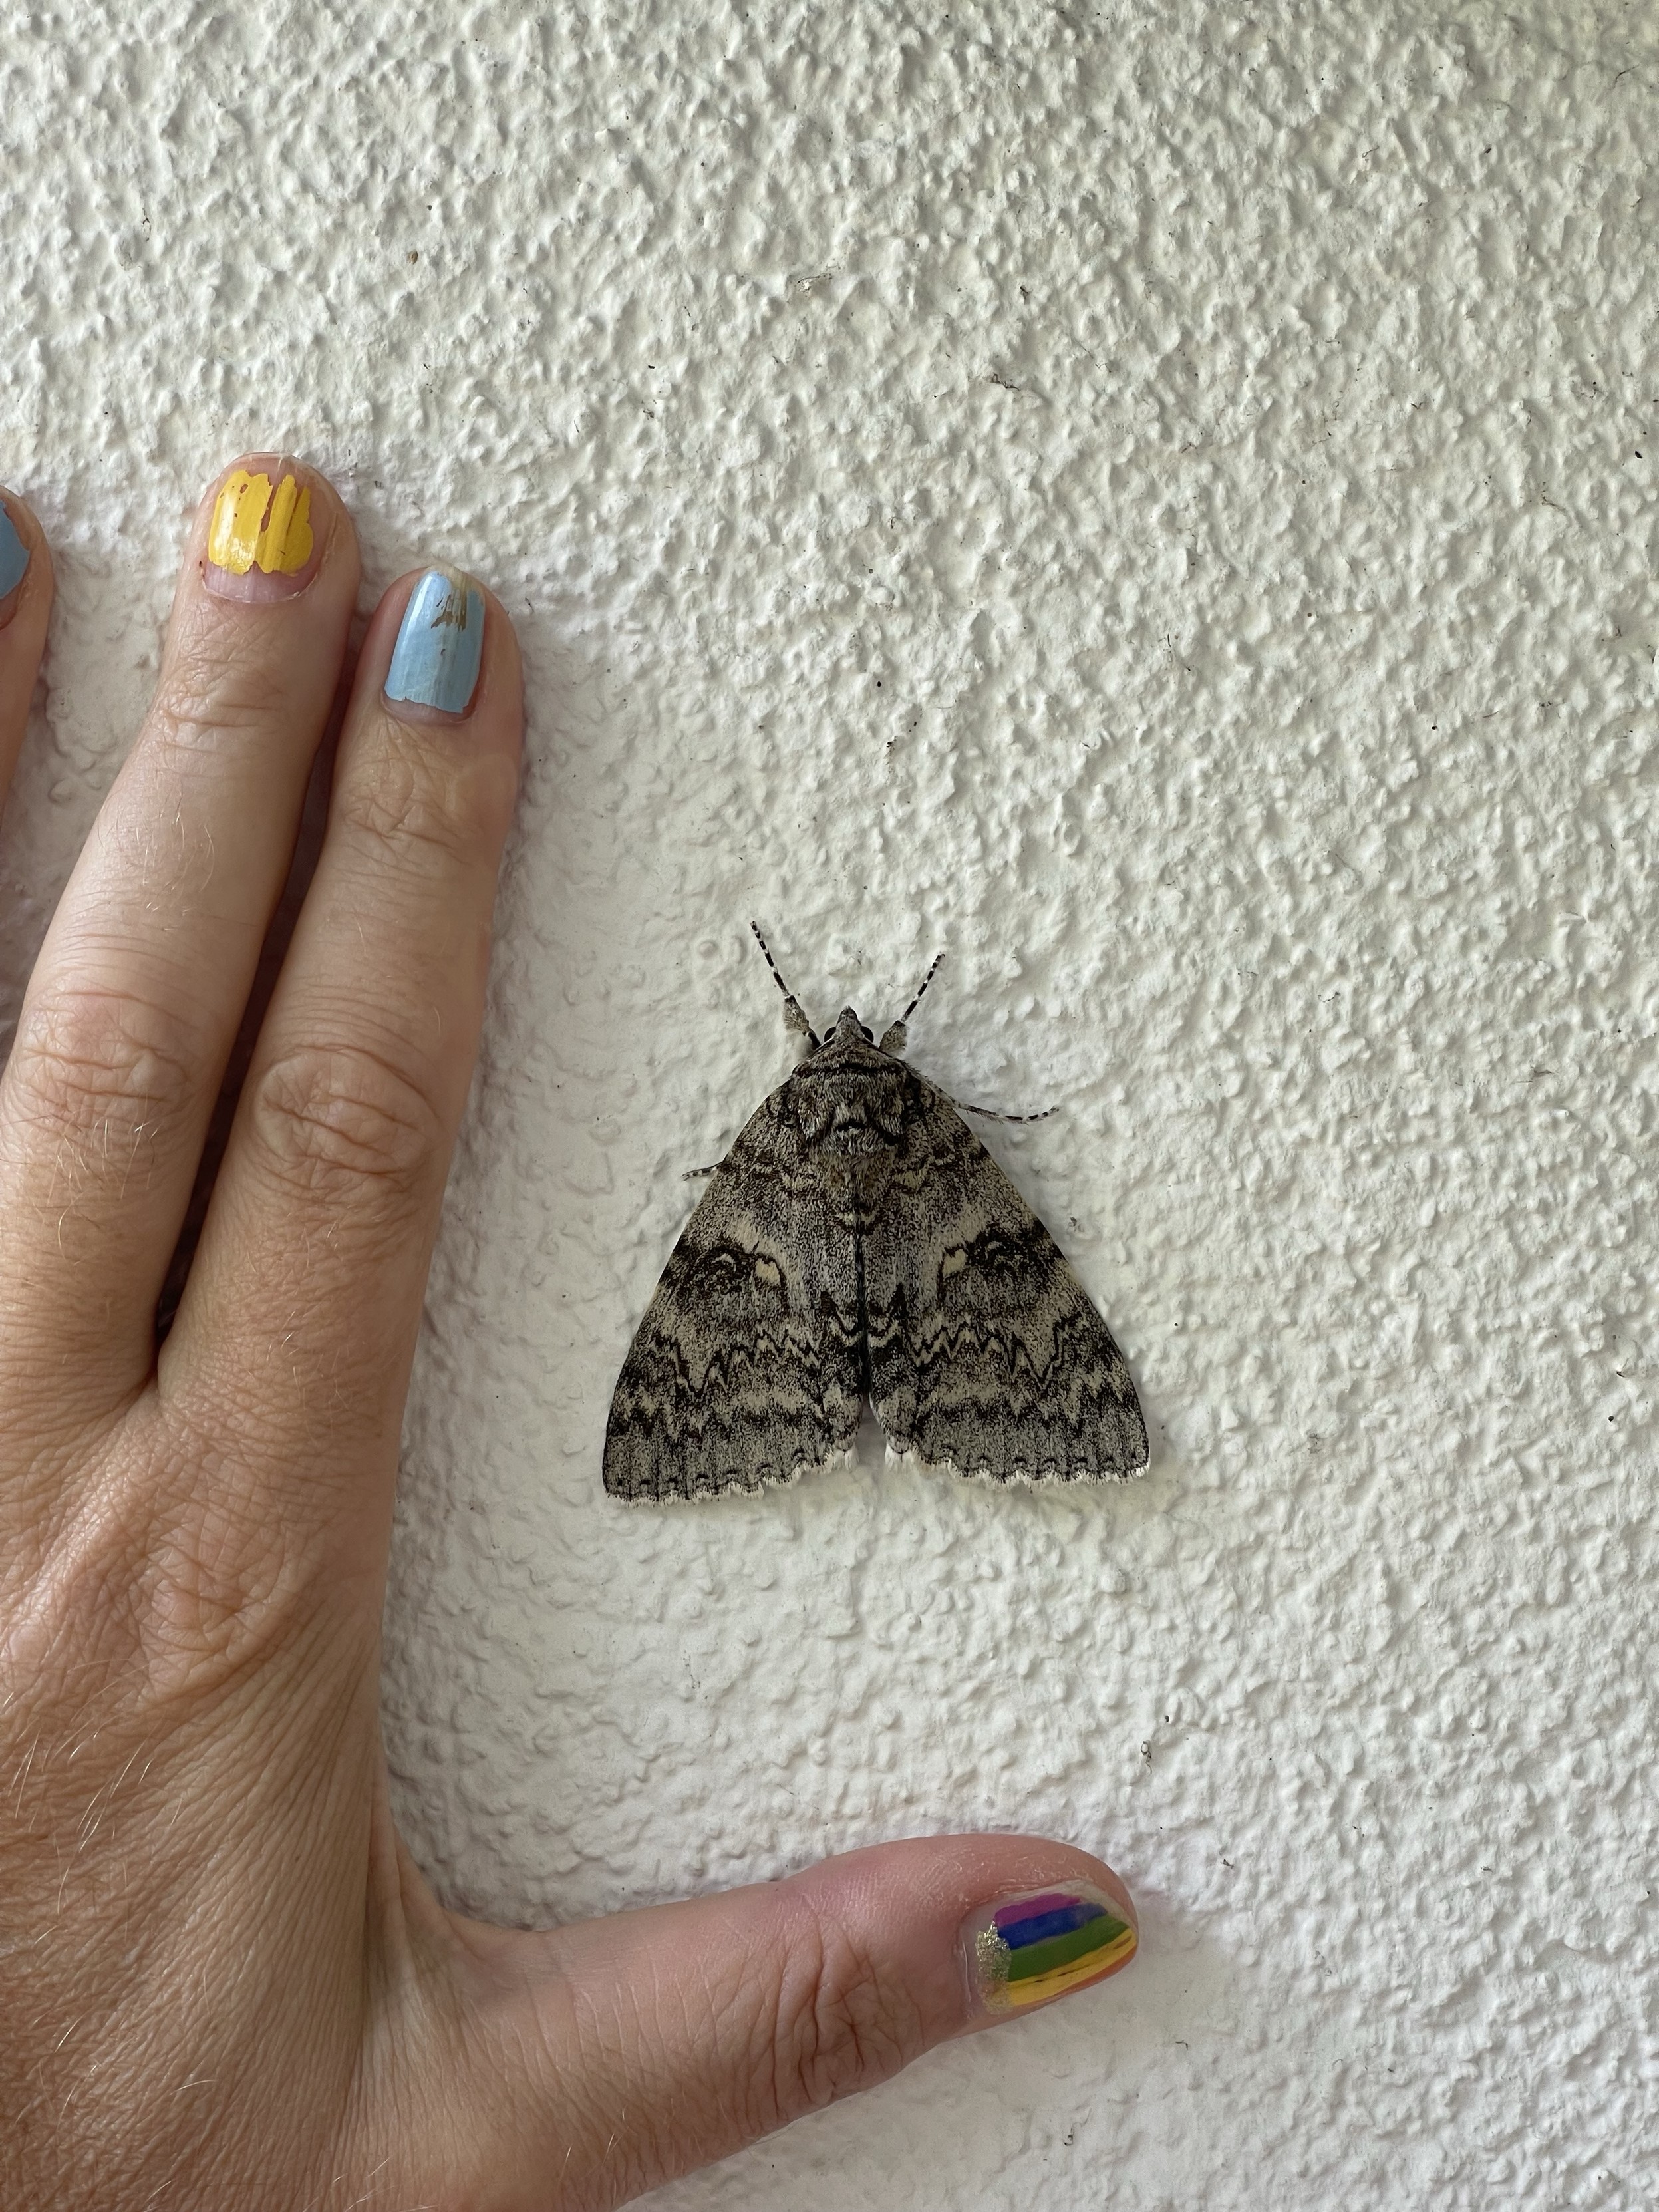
<box><xmin>866</xmin><ymin>1080</ymin><xmax>1148</xmax><ymax>1483</ymax></box>
<box><xmin>603</xmin><ymin>1090</ymin><xmax>862</xmax><ymax>1501</ymax></box>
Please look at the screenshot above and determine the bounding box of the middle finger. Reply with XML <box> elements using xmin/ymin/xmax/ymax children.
<box><xmin>0</xmin><ymin>457</ymin><xmax>359</xmax><ymax>1429</ymax></box>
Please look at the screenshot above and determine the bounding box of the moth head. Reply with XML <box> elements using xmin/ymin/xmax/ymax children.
<box><xmin>828</xmin><ymin>1006</ymin><xmax>873</xmax><ymax>1048</ymax></box>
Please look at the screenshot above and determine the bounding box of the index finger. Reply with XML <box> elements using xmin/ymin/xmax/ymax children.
<box><xmin>162</xmin><ymin>569</ymin><xmax>523</xmax><ymax>1560</ymax></box>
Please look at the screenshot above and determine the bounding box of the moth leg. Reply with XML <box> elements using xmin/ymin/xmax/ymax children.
<box><xmin>682</xmin><ymin>1165</ymin><xmax>720</xmax><ymax>1181</ymax></box>
<box><xmin>959</xmin><ymin>1102</ymin><xmax>1057</xmax><ymax>1124</ymax></box>
<box><xmin>879</xmin><ymin>951</ymin><xmax>946</xmax><ymax>1054</ymax></box>
<box><xmin>749</xmin><ymin>920</ymin><xmax>820</xmax><ymax>1045</ymax></box>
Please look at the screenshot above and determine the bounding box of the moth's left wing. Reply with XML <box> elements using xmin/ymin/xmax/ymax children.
<box><xmin>865</xmin><ymin>1082</ymin><xmax>1148</xmax><ymax>1483</ymax></box>
<box><xmin>603</xmin><ymin>1093</ymin><xmax>862</xmax><ymax>1501</ymax></box>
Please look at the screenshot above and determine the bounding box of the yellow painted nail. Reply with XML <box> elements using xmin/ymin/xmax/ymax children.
<box><xmin>206</xmin><ymin>466</ymin><xmax>315</xmax><ymax>580</ymax></box>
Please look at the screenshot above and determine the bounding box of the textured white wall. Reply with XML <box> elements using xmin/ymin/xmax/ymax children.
<box><xmin>4</xmin><ymin>3</ymin><xmax>1658</xmax><ymax>2204</ymax></box>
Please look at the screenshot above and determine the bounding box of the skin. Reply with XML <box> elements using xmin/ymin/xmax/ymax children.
<box><xmin>0</xmin><ymin>461</ymin><xmax>1137</xmax><ymax>2212</ymax></box>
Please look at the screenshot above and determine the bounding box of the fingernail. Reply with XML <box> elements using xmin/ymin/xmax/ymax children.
<box><xmin>204</xmin><ymin>462</ymin><xmax>320</xmax><ymax>601</ymax></box>
<box><xmin>0</xmin><ymin>496</ymin><xmax>30</xmax><ymax>607</ymax></box>
<box><xmin>384</xmin><ymin>569</ymin><xmax>485</xmax><ymax>718</ymax></box>
<box><xmin>961</xmin><ymin>1883</ymin><xmax>1137</xmax><ymax>2016</ymax></box>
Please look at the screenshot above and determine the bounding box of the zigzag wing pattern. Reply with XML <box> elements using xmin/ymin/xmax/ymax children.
<box><xmin>865</xmin><ymin>1078</ymin><xmax>1148</xmax><ymax>1484</ymax></box>
<box><xmin>602</xmin><ymin>1088</ymin><xmax>863</xmax><ymax>1501</ymax></box>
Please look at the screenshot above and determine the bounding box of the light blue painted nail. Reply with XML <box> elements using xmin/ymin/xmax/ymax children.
<box><xmin>0</xmin><ymin>499</ymin><xmax>29</xmax><ymax>599</ymax></box>
<box><xmin>384</xmin><ymin>569</ymin><xmax>485</xmax><ymax>716</ymax></box>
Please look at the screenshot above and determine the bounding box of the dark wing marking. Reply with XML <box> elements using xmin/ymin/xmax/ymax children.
<box><xmin>603</xmin><ymin>1089</ymin><xmax>862</xmax><ymax>1500</ymax></box>
<box><xmin>865</xmin><ymin>1079</ymin><xmax>1147</xmax><ymax>1483</ymax></box>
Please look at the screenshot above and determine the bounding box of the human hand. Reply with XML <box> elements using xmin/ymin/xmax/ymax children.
<box><xmin>0</xmin><ymin>464</ymin><xmax>1137</xmax><ymax>2211</ymax></box>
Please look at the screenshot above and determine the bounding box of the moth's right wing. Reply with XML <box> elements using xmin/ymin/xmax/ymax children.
<box><xmin>864</xmin><ymin>1078</ymin><xmax>1148</xmax><ymax>1484</ymax></box>
<box><xmin>603</xmin><ymin>1096</ymin><xmax>862</xmax><ymax>1500</ymax></box>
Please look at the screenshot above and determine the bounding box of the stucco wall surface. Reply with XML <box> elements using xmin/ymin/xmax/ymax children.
<box><xmin>3</xmin><ymin>2</ymin><xmax>1658</xmax><ymax>2204</ymax></box>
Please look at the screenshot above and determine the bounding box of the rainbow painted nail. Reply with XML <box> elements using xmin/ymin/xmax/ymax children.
<box><xmin>963</xmin><ymin>1885</ymin><xmax>1137</xmax><ymax>2014</ymax></box>
<box><xmin>204</xmin><ymin>465</ymin><xmax>316</xmax><ymax>596</ymax></box>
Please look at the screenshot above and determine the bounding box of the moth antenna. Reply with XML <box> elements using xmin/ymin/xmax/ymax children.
<box><xmin>750</xmin><ymin>921</ymin><xmax>820</xmax><ymax>1046</ymax></box>
<box><xmin>960</xmin><ymin>1102</ymin><xmax>1057</xmax><ymax>1124</ymax></box>
<box><xmin>896</xmin><ymin>951</ymin><xmax>946</xmax><ymax>1030</ymax></box>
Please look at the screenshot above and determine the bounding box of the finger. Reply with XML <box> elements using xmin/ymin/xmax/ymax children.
<box><xmin>414</xmin><ymin>1835</ymin><xmax>1138</xmax><ymax>2207</ymax></box>
<box><xmin>0</xmin><ymin>486</ymin><xmax>55</xmax><ymax>802</ymax></box>
<box><xmin>163</xmin><ymin>569</ymin><xmax>522</xmax><ymax>1536</ymax></box>
<box><xmin>0</xmin><ymin>458</ymin><xmax>359</xmax><ymax>1429</ymax></box>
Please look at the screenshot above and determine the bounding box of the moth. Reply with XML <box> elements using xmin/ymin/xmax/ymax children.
<box><xmin>602</xmin><ymin>927</ymin><xmax>1149</xmax><ymax>1500</ymax></box>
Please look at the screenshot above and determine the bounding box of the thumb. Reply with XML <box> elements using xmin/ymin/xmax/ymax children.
<box><xmin>401</xmin><ymin>1835</ymin><xmax>1137</xmax><ymax>2209</ymax></box>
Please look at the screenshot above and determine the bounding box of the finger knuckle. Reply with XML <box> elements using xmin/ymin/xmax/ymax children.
<box><xmin>336</xmin><ymin>727</ymin><xmax>512</xmax><ymax>875</ymax></box>
<box><xmin>135</xmin><ymin>1462</ymin><xmax>336</xmax><ymax>1701</ymax></box>
<box><xmin>151</xmin><ymin>639</ymin><xmax>291</xmax><ymax>744</ymax></box>
<box><xmin>762</xmin><ymin>1911</ymin><xmax>922</xmax><ymax>2124</ymax></box>
<box><xmin>3</xmin><ymin>1414</ymin><xmax>327</xmax><ymax>1722</ymax></box>
<box><xmin>5</xmin><ymin>987</ymin><xmax>197</xmax><ymax>1160</ymax></box>
<box><xmin>249</xmin><ymin>1040</ymin><xmax>444</xmax><ymax>1208</ymax></box>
